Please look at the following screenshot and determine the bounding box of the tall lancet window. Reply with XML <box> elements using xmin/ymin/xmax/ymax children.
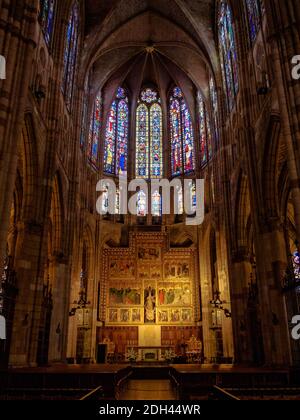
<box><xmin>170</xmin><ymin>87</ymin><xmax>195</xmax><ymax>176</ymax></box>
<box><xmin>198</xmin><ymin>92</ymin><xmax>212</xmax><ymax>166</ymax></box>
<box><xmin>245</xmin><ymin>0</ymin><xmax>262</xmax><ymax>43</ymax></box>
<box><xmin>136</xmin><ymin>88</ymin><xmax>163</xmax><ymax>179</ymax></box>
<box><xmin>104</xmin><ymin>87</ymin><xmax>129</xmax><ymax>176</ymax></box>
<box><xmin>62</xmin><ymin>2</ymin><xmax>80</xmax><ymax>110</ymax></box>
<box><xmin>209</xmin><ymin>76</ymin><xmax>219</xmax><ymax>145</ymax></box>
<box><xmin>88</xmin><ymin>92</ymin><xmax>101</xmax><ymax>167</ymax></box>
<box><xmin>219</xmin><ymin>0</ymin><xmax>239</xmax><ymax>111</ymax></box>
<box><xmin>80</xmin><ymin>76</ymin><xmax>89</xmax><ymax>149</ymax></box>
<box><xmin>39</xmin><ymin>0</ymin><xmax>56</xmax><ymax>46</ymax></box>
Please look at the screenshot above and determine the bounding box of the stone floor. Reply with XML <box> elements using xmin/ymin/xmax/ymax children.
<box><xmin>120</xmin><ymin>380</ymin><xmax>177</xmax><ymax>400</ymax></box>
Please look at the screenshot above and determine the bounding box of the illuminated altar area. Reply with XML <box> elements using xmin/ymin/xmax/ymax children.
<box><xmin>97</xmin><ymin>232</ymin><xmax>202</xmax><ymax>361</ymax></box>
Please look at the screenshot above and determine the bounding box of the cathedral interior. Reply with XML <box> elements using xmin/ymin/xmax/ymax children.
<box><xmin>0</xmin><ymin>0</ymin><xmax>300</xmax><ymax>401</ymax></box>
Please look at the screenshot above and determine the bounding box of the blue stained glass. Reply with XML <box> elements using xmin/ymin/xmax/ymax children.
<box><xmin>80</xmin><ymin>76</ymin><xmax>89</xmax><ymax>148</ymax></box>
<box><xmin>152</xmin><ymin>190</ymin><xmax>162</xmax><ymax>217</ymax></box>
<box><xmin>191</xmin><ymin>182</ymin><xmax>197</xmax><ymax>213</ymax></box>
<box><xmin>173</xmin><ymin>87</ymin><xmax>183</xmax><ymax>98</ymax></box>
<box><xmin>181</xmin><ymin>101</ymin><xmax>195</xmax><ymax>173</ymax></box>
<box><xmin>141</xmin><ymin>88</ymin><xmax>158</xmax><ymax>104</ymax></box>
<box><xmin>150</xmin><ymin>104</ymin><xmax>162</xmax><ymax>178</ymax></box>
<box><xmin>136</xmin><ymin>104</ymin><xmax>149</xmax><ymax>178</ymax></box>
<box><xmin>104</xmin><ymin>101</ymin><xmax>117</xmax><ymax>174</ymax></box>
<box><xmin>104</xmin><ymin>87</ymin><xmax>129</xmax><ymax>175</ymax></box>
<box><xmin>39</xmin><ymin>0</ymin><xmax>55</xmax><ymax>46</ymax></box>
<box><xmin>62</xmin><ymin>2</ymin><xmax>79</xmax><ymax>110</ymax></box>
<box><xmin>198</xmin><ymin>93</ymin><xmax>207</xmax><ymax>166</ymax></box>
<box><xmin>219</xmin><ymin>1</ymin><xmax>239</xmax><ymax>111</ymax></box>
<box><xmin>88</xmin><ymin>93</ymin><xmax>101</xmax><ymax>167</ymax></box>
<box><xmin>209</xmin><ymin>76</ymin><xmax>219</xmax><ymax>144</ymax></box>
<box><xmin>206</xmin><ymin>112</ymin><xmax>213</xmax><ymax>160</ymax></box>
<box><xmin>170</xmin><ymin>87</ymin><xmax>195</xmax><ymax>176</ymax></box>
<box><xmin>137</xmin><ymin>190</ymin><xmax>147</xmax><ymax>216</ymax></box>
<box><xmin>245</xmin><ymin>0</ymin><xmax>261</xmax><ymax>43</ymax></box>
<box><xmin>170</xmin><ymin>98</ymin><xmax>182</xmax><ymax>176</ymax></box>
<box><xmin>116</xmin><ymin>100</ymin><xmax>128</xmax><ymax>175</ymax></box>
<box><xmin>136</xmin><ymin>89</ymin><xmax>163</xmax><ymax>179</ymax></box>
<box><xmin>116</xmin><ymin>87</ymin><xmax>126</xmax><ymax>99</ymax></box>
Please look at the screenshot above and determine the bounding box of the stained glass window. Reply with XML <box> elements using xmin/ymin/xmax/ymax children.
<box><xmin>219</xmin><ymin>1</ymin><xmax>239</xmax><ymax>111</ymax></box>
<box><xmin>137</xmin><ymin>190</ymin><xmax>147</xmax><ymax>217</ymax></box>
<box><xmin>198</xmin><ymin>92</ymin><xmax>208</xmax><ymax>166</ymax></box>
<box><xmin>104</xmin><ymin>87</ymin><xmax>129</xmax><ymax>176</ymax></box>
<box><xmin>62</xmin><ymin>2</ymin><xmax>80</xmax><ymax>110</ymax></box>
<box><xmin>191</xmin><ymin>181</ymin><xmax>197</xmax><ymax>213</ymax></box>
<box><xmin>176</xmin><ymin>186</ymin><xmax>184</xmax><ymax>215</ymax></box>
<box><xmin>39</xmin><ymin>0</ymin><xmax>55</xmax><ymax>46</ymax></box>
<box><xmin>245</xmin><ymin>0</ymin><xmax>261</xmax><ymax>43</ymax></box>
<box><xmin>141</xmin><ymin>88</ymin><xmax>158</xmax><ymax>104</ymax></box>
<box><xmin>115</xmin><ymin>189</ymin><xmax>120</xmax><ymax>215</ymax></box>
<box><xmin>152</xmin><ymin>191</ymin><xmax>162</xmax><ymax>217</ymax></box>
<box><xmin>209</xmin><ymin>76</ymin><xmax>219</xmax><ymax>145</ymax></box>
<box><xmin>102</xmin><ymin>185</ymin><xmax>109</xmax><ymax>214</ymax></box>
<box><xmin>101</xmin><ymin>186</ymin><xmax>120</xmax><ymax>215</ymax></box>
<box><xmin>293</xmin><ymin>251</ymin><xmax>300</xmax><ymax>281</ymax></box>
<box><xmin>136</xmin><ymin>88</ymin><xmax>162</xmax><ymax>179</ymax></box>
<box><xmin>170</xmin><ymin>87</ymin><xmax>195</xmax><ymax>176</ymax></box>
<box><xmin>80</xmin><ymin>76</ymin><xmax>89</xmax><ymax>149</ymax></box>
<box><xmin>88</xmin><ymin>93</ymin><xmax>101</xmax><ymax>167</ymax></box>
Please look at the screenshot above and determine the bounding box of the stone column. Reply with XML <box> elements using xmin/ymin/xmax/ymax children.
<box><xmin>230</xmin><ymin>254</ymin><xmax>253</xmax><ymax>364</ymax></box>
<box><xmin>254</xmin><ymin>223</ymin><xmax>291</xmax><ymax>366</ymax></box>
<box><xmin>0</xmin><ymin>1</ymin><xmax>39</xmax><ymax>276</ymax></box>
<box><xmin>9</xmin><ymin>220</ymin><xmax>45</xmax><ymax>367</ymax></box>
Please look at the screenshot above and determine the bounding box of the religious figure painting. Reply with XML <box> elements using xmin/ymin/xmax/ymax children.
<box><xmin>109</xmin><ymin>287</ymin><xmax>141</xmax><ymax>305</ymax></box>
<box><xmin>182</xmin><ymin>308</ymin><xmax>193</xmax><ymax>322</ymax></box>
<box><xmin>138</xmin><ymin>264</ymin><xmax>150</xmax><ymax>279</ymax></box>
<box><xmin>144</xmin><ymin>286</ymin><xmax>156</xmax><ymax>324</ymax></box>
<box><xmin>164</xmin><ymin>262</ymin><xmax>190</xmax><ymax>279</ymax></box>
<box><xmin>120</xmin><ymin>309</ymin><xmax>130</xmax><ymax>323</ymax></box>
<box><xmin>158</xmin><ymin>310</ymin><xmax>169</xmax><ymax>323</ymax></box>
<box><xmin>138</xmin><ymin>247</ymin><xmax>161</xmax><ymax>260</ymax></box>
<box><xmin>170</xmin><ymin>309</ymin><xmax>181</xmax><ymax>323</ymax></box>
<box><xmin>109</xmin><ymin>309</ymin><xmax>118</xmax><ymax>323</ymax></box>
<box><xmin>132</xmin><ymin>309</ymin><xmax>141</xmax><ymax>323</ymax></box>
<box><xmin>158</xmin><ymin>284</ymin><xmax>191</xmax><ymax>306</ymax></box>
<box><xmin>109</xmin><ymin>259</ymin><xmax>135</xmax><ymax>278</ymax></box>
<box><xmin>150</xmin><ymin>265</ymin><xmax>161</xmax><ymax>279</ymax></box>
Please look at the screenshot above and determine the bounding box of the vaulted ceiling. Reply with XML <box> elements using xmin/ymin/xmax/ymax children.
<box><xmin>81</xmin><ymin>0</ymin><xmax>218</xmax><ymax>103</ymax></box>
